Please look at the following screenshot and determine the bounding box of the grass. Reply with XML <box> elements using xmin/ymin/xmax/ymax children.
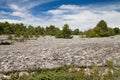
<box><xmin>1</xmin><ymin>64</ymin><xmax>120</xmax><ymax>80</ymax></box>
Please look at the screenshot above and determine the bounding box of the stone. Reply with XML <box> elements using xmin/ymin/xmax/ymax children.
<box><xmin>19</xmin><ymin>72</ymin><xmax>29</xmax><ymax>77</ymax></box>
<box><xmin>0</xmin><ymin>35</ymin><xmax>120</xmax><ymax>72</ymax></box>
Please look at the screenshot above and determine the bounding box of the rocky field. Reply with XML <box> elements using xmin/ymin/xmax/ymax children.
<box><xmin>0</xmin><ymin>35</ymin><xmax>120</xmax><ymax>72</ymax></box>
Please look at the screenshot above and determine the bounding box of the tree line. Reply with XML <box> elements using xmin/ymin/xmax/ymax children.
<box><xmin>0</xmin><ymin>22</ymin><xmax>81</xmax><ymax>39</ymax></box>
<box><xmin>0</xmin><ymin>20</ymin><xmax>120</xmax><ymax>40</ymax></box>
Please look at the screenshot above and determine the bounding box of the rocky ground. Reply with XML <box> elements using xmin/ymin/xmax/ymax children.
<box><xmin>0</xmin><ymin>35</ymin><xmax>120</xmax><ymax>72</ymax></box>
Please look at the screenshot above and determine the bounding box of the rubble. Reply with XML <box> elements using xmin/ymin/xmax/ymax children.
<box><xmin>0</xmin><ymin>35</ymin><xmax>120</xmax><ymax>72</ymax></box>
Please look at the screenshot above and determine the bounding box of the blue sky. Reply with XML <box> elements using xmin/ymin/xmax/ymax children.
<box><xmin>0</xmin><ymin>0</ymin><xmax>120</xmax><ymax>30</ymax></box>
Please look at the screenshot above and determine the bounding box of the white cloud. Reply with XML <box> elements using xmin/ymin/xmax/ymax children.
<box><xmin>47</xmin><ymin>4</ymin><xmax>88</xmax><ymax>15</ymax></box>
<box><xmin>0</xmin><ymin>11</ymin><xmax>9</xmax><ymax>15</ymax></box>
<box><xmin>0</xmin><ymin>0</ymin><xmax>54</xmax><ymax>26</ymax></box>
<box><xmin>0</xmin><ymin>19</ymin><xmax>22</xmax><ymax>23</ymax></box>
<box><xmin>9</xmin><ymin>4</ymin><xmax>25</xmax><ymax>11</ymax></box>
<box><xmin>0</xmin><ymin>1</ymin><xmax>120</xmax><ymax>31</ymax></box>
<box><xmin>1</xmin><ymin>0</ymin><xmax>55</xmax><ymax>9</ymax></box>
<box><xmin>9</xmin><ymin>4</ymin><xmax>37</xmax><ymax>23</ymax></box>
<box><xmin>48</xmin><ymin>9</ymin><xmax>67</xmax><ymax>15</ymax></box>
<box><xmin>45</xmin><ymin>4</ymin><xmax>120</xmax><ymax>30</ymax></box>
<box><xmin>59</xmin><ymin>4</ymin><xmax>87</xmax><ymax>10</ymax></box>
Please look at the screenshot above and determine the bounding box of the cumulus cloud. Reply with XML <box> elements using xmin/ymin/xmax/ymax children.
<box><xmin>0</xmin><ymin>0</ymin><xmax>120</xmax><ymax>30</ymax></box>
<box><xmin>47</xmin><ymin>4</ymin><xmax>88</xmax><ymax>15</ymax></box>
<box><xmin>0</xmin><ymin>11</ymin><xmax>9</xmax><ymax>15</ymax></box>
<box><xmin>0</xmin><ymin>0</ymin><xmax>55</xmax><ymax>26</ymax></box>
<box><xmin>1</xmin><ymin>0</ymin><xmax>55</xmax><ymax>9</ymax></box>
<box><xmin>59</xmin><ymin>4</ymin><xmax>87</xmax><ymax>10</ymax></box>
<box><xmin>46</xmin><ymin>4</ymin><xmax>120</xmax><ymax>30</ymax></box>
<box><xmin>0</xmin><ymin>19</ymin><xmax>22</xmax><ymax>23</ymax></box>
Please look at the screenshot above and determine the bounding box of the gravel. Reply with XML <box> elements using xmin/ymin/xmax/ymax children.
<box><xmin>0</xmin><ymin>35</ymin><xmax>120</xmax><ymax>72</ymax></box>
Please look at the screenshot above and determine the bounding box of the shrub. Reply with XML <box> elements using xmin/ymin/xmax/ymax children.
<box><xmin>85</xmin><ymin>20</ymin><xmax>117</xmax><ymax>37</ymax></box>
<box><xmin>7</xmin><ymin>35</ymin><xmax>13</xmax><ymax>41</ymax></box>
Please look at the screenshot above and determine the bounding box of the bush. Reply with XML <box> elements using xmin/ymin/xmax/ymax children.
<box><xmin>33</xmin><ymin>71</ymin><xmax>75</xmax><ymax>80</ymax></box>
<box><xmin>7</xmin><ymin>35</ymin><xmax>13</xmax><ymax>40</ymax></box>
<box><xmin>55</xmin><ymin>24</ymin><xmax>73</xmax><ymax>39</ymax></box>
<box><xmin>85</xmin><ymin>20</ymin><xmax>117</xmax><ymax>37</ymax></box>
<box><xmin>62</xmin><ymin>24</ymin><xmax>72</xmax><ymax>39</ymax></box>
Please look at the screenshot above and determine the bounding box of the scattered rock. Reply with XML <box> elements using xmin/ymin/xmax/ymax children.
<box><xmin>19</xmin><ymin>72</ymin><xmax>29</xmax><ymax>77</ymax></box>
<box><xmin>0</xmin><ymin>74</ymin><xmax>11</xmax><ymax>79</ymax></box>
<box><xmin>0</xmin><ymin>35</ymin><xmax>120</xmax><ymax>72</ymax></box>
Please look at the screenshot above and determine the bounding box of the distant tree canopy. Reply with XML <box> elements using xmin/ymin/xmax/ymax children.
<box><xmin>85</xmin><ymin>20</ymin><xmax>120</xmax><ymax>37</ymax></box>
<box><xmin>72</xmin><ymin>29</ymin><xmax>80</xmax><ymax>35</ymax></box>
<box><xmin>62</xmin><ymin>24</ymin><xmax>73</xmax><ymax>38</ymax></box>
<box><xmin>0</xmin><ymin>20</ymin><xmax>120</xmax><ymax>39</ymax></box>
<box><xmin>0</xmin><ymin>22</ymin><xmax>79</xmax><ymax>39</ymax></box>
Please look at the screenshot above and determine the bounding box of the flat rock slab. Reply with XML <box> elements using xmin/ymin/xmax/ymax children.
<box><xmin>0</xmin><ymin>36</ymin><xmax>120</xmax><ymax>72</ymax></box>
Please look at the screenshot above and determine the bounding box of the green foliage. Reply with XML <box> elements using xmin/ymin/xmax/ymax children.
<box><xmin>0</xmin><ymin>22</ymin><xmax>4</xmax><ymax>34</ymax></box>
<box><xmin>7</xmin><ymin>35</ymin><xmax>13</xmax><ymax>40</ymax></box>
<box><xmin>2</xmin><ymin>64</ymin><xmax>120</xmax><ymax>80</ymax></box>
<box><xmin>107</xmin><ymin>28</ymin><xmax>115</xmax><ymax>36</ymax></box>
<box><xmin>0</xmin><ymin>21</ymin><xmax>119</xmax><ymax>39</ymax></box>
<box><xmin>72</xmin><ymin>29</ymin><xmax>80</xmax><ymax>35</ymax></box>
<box><xmin>94</xmin><ymin>26</ymin><xmax>109</xmax><ymax>37</ymax></box>
<box><xmin>23</xmin><ymin>32</ymin><xmax>29</xmax><ymax>39</ymax></box>
<box><xmin>55</xmin><ymin>28</ymin><xmax>63</xmax><ymax>38</ymax></box>
<box><xmin>27</xmin><ymin>25</ymin><xmax>35</xmax><ymax>37</ymax></box>
<box><xmin>90</xmin><ymin>66</ymin><xmax>101</xmax><ymax>80</ymax></box>
<box><xmin>86</xmin><ymin>29</ymin><xmax>100</xmax><ymax>38</ymax></box>
<box><xmin>92</xmin><ymin>20</ymin><xmax>109</xmax><ymax>37</ymax></box>
<box><xmin>45</xmin><ymin>25</ymin><xmax>57</xmax><ymax>36</ymax></box>
<box><xmin>96</xmin><ymin>20</ymin><xmax>108</xmax><ymax>31</ymax></box>
<box><xmin>0</xmin><ymin>22</ymin><xmax>75</xmax><ymax>39</ymax></box>
<box><xmin>106</xmin><ymin>60</ymin><xmax>114</xmax><ymax>69</ymax></box>
<box><xmin>55</xmin><ymin>24</ymin><xmax>73</xmax><ymax>39</ymax></box>
<box><xmin>103</xmin><ymin>71</ymin><xmax>115</xmax><ymax>80</ymax></box>
<box><xmin>85</xmin><ymin>20</ymin><xmax>119</xmax><ymax>37</ymax></box>
<box><xmin>35</xmin><ymin>26</ymin><xmax>45</xmax><ymax>36</ymax></box>
<box><xmin>62</xmin><ymin>24</ymin><xmax>72</xmax><ymax>39</ymax></box>
<box><xmin>114</xmin><ymin>27</ymin><xmax>120</xmax><ymax>35</ymax></box>
<box><xmin>33</xmin><ymin>71</ymin><xmax>75</xmax><ymax>80</ymax></box>
<box><xmin>34</xmin><ymin>33</ymin><xmax>40</xmax><ymax>39</ymax></box>
<box><xmin>15</xmin><ymin>29</ymin><xmax>21</xmax><ymax>37</ymax></box>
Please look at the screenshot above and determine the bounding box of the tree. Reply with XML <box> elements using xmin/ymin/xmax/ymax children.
<box><xmin>35</xmin><ymin>26</ymin><xmax>45</xmax><ymax>35</ymax></box>
<box><xmin>114</xmin><ymin>27</ymin><xmax>120</xmax><ymax>35</ymax></box>
<box><xmin>0</xmin><ymin>22</ymin><xmax>3</xmax><ymax>34</ymax></box>
<box><xmin>62</xmin><ymin>24</ymin><xmax>72</xmax><ymax>39</ymax></box>
<box><xmin>34</xmin><ymin>33</ymin><xmax>40</xmax><ymax>39</ymax></box>
<box><xmin>107</xmin><ymin>28</ymin><xmax>115</xmax><ymax>36</ymax></box>
<box><xmin>23</xmin><ymin>32</ymin><xmax>29</xmax><ymax>39</ymax></box>
<box><xmin>0</xmin><ymin>21</ymin><xmax>119</xmax><ymax>39</ymax></box>
<box><xmin>72</xmin><ymin>29</ymin><xmax>80</xmax><ymax>35</ymax></box>
<box><xmin>86</xmin><ymin>29</ymin><xmax>99</xmax><ymax>38</ymax></box>
<box><xmin>55</xmin><ymin>28</ymin><xmax>63</xmax><ymax>38</ymax></box>
<box><xmin>45</xmin><ymin>25</ymin><xmax>57</xmax><ymax>36</ymax></box>
<box><xmin>96</xmin><ymin>20</ymin><xmax>108</xmax><ymax>31</ymax></box>
<box><xmin>4</xmin><ymin>27</ymin><xmax>11</xmax><ymax>34</ymax></box>
<box><xmin>27</xmin><ymin>25</ymin><xmax>35</xmax><ymax>38</ymax></box>
<box><xmin>15</xmin><ymin>29</ymin><xmax>22</xmax><ymax>37</ymax></box>
<box><xmin>85</xmin><ymin>20</ymin><xmax>112</xmax><ymax>37</ymax></box>
<box><xmin>94</xmin><ymin>20</ymin><xmax>109</xmax><ymax>37</ymax></box>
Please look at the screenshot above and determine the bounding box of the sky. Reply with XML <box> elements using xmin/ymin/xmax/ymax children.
<box><xmin>0</xmin><ymin>0</ymin><xmax>120</xmax><ymax>30</ymax></box>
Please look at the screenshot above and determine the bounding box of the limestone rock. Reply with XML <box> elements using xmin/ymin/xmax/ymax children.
<box><xmin>0</xmin><ymin>35</ymin><xmax>120</xmax><ymax>72</ymax></box>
